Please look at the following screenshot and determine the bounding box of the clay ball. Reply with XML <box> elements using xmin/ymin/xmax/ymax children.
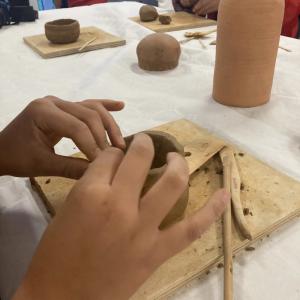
<box><xmin>159</xmin><ymin>15</ymin><xmax>172</xmax><ymax>25</ymax></box>
<box><xmin>139</xmin><ymin>5</ymin><xmax>158</xmax><ymax>22</ymax></box>
<box><xmin>45</xmin><ymin>19</ymin><xmax>80</xmax><ymax>44</ymax></box>
<box><xmin>137</xmin><ymin>33</ymin><xmax>181</xmax><ymax>71</ymax></box>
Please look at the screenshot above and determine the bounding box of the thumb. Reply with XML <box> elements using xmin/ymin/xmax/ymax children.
<box><xmin>45</xmin><ymin>154</ymin><xmax>89</xmax><ymax>179</ymax></box>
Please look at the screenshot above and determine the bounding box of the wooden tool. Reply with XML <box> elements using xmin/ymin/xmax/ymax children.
<box><xmin>130</xmin><ymin>11</ymin><xmax>216</xmax><ymax>33</ymax></box>
<box><xmin>78</xmin><ymin>36</ymin><xmax>97</xmax><ymax>52</ymax></box>
<box><xmin>24</xmin><ymin>26</ymin><xmax>126</xmax><ymax>59</ymax></box>
<box><xmin>179</xmin><ymin>29</ymin><xmax>217</xmax><ymax>45</ymax></box>
<box><xmin>220</xmin><ymin>148</ymin><xmax>233</xmax><ymax>300</ymax></box>
<box><xmin>278</xmin><ymin>45</ymin><xmax>292</xmax><ymax>52</ymax></box>
<box><xmin>31</xmin><ymin>119</ymin><xmax>300</xmax><ymax>300</ymax></box>
<box><xmin>226</xmin><ymin>148</ymin><xmax>253</xmax><ymax>240</ymax></box>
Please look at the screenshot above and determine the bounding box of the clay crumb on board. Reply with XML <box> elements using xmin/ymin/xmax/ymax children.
<box><xmin>238</xmin><ymin>152</ymin><xmax>245</xmax><ymax>157</ymax></box>
<box><xmin>245</xmin><ymin>246</ymin><xmax>255</xmax><ymax>251</ymax></box>
<box><xmin>240</xmin><ymin>183</ymin><xmax>245</xmax><ymax>190</ymax></box>
<box><xmin>204</xmin><ymin>166</ymin><xmax>209</xmax><ymax>173</ymax></box>
<box><xmin>243</xmin><ymin>208</ymin><xmax>250</xmax><ymax>216</ymax></box>
<box><xmin>184</xmin><ymin>151</ymin><xmax>191</xmax><ymax>157</ymax></box>
<box><xmin>45</xmin><ymin>179</ymin><xmax>51</xmax><ymax>184</ymax></box>
<box><xmin>217</xmin><ymin>263</ymin><xmax>224</xmax><ymax>269</ymax></box>
<box><xmin>206</xmin><ymin>270</ymin><xmax>210</xmax><ymax>275</ymax></box>
<box><xmin>250</xmin><ymin>212</ymin><xmax>253</xmax><ymax>216</ymax></box>
<box><xmin>206</xmin><ymin>180</ymin><xmax>210</xmax><ymax>185</ymax></box>
<box><xmin>215</xmin><ymin>167</ymin><xmax>223</xmax><ymax>175</ymax></box>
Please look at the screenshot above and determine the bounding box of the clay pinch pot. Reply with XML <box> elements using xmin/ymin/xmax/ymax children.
<box><xmin>45</xmin><ymin>19</ymin><xmax>80</xmax><ymax>44</ymax></box>
<box><xmin>159</xmin><ymin>15</ymin><xmax>172</xmax><ymax>25</ymax></box>
<box><xmin>139</xmin><ymin>5</ymin><xmax>158</xmax><ymax>22</ymax></box>
<box><xmin>125</xmin><ymin>131</ymin><xmax>189</xmax><ymax>229</ymax></box>
<box><xmin>137</xmin><ymin>33</ymin><xmax>181</xmax><ymax>71</ymax></box>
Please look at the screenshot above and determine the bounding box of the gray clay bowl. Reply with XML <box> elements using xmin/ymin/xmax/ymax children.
<box><xmin>45</xmin><ymin>19</ymin><xmax>80</xmax><ymax>44</ymax></box>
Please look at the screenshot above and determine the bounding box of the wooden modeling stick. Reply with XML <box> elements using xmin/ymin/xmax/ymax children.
<box><xmin>220</xmin><ymin>148</ymin><xmax>233</xmax><ymax>300</ymax></box>
<box><xmin>179</xmin><ymin>29</ymin><xmax>217</xmax><ymax>44</ymax></box>
<box><xmin>225</xmin><ymin>148</ymin><xmax>253</xmax><ymax>240</ymax></box>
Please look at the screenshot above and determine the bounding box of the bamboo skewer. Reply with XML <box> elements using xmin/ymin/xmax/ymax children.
<box><xmin>278</xmin><ymin>45</ymin><xmax>292</xmax><ymax>52</ymax></box>
<box><xmin>78</xmin><ymin>36</ymin><xmax>97</xmax><ymax>52</ymax></box>
<box><xmin>220</xmin><ymin>148</ymin><xmax>233</xmax><ymax>300</ymax></box>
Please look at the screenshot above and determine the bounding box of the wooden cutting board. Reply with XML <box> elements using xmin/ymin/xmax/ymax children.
<box><xmin>130</xmin><ymin>11</ymin><xmax>216</xmax><ymax>33</ymax></box>
<box><xmin>24</xmin><ymin>26</ymin><xmax>126</xmax><ymax>59</ymax></box>
<box><xmin>31</xmin><ymin>119</ymin><xmax>300</xmax><ymax>299</ymax></box>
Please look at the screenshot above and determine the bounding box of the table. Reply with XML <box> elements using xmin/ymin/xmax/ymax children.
<box><xmin>0</xmin><ymin>3</ymin><xmax>300</xmax><ymax>299</ymax></box>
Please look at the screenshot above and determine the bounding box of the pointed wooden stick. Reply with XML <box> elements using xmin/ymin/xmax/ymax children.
<box><xmin>220</xmin><ymin>148</ymin><xmax>233</xmax><ymax>300</ymax></box>
<box><xmin>78</xmin><ymin>36</ymin><xmax>97</xmax><ymax>52</ymax></box>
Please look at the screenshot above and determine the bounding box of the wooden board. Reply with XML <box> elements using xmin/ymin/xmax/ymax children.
<box><xmin>130</xmin><ymin>11</ymin><xmax>216</xmax><ymax>33</ymax></box>
<box><xmin>31</xmin><ymin>119</ymin><xmax>300</xmax><ymax>299</ymax></box>
<box><xmin>24</xmin><ymin>26</ymin><xmax>126</xmax><ymax>59</ymax></box>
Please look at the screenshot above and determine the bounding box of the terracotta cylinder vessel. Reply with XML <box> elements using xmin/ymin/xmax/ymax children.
<box><xmin>212</xmin><ymin>0</ymin><xmax>284</xmax><ymax>107</ymax></box>
<box><xmin>125</xmin><ymin>131</ymin><xmax>189</xmax><ymax>229</ymax></box>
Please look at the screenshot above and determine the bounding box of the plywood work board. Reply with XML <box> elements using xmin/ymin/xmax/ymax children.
<box><xmin>31</xmin><ymin>119</ymin><xmax>300</xmax><ymax>299</ymax></box>
<box><xmin>130</xmin><ymin>11</ymin><xmax>216</xmax><ymax>33</ymax></box>
<box><xmin>24</xmin><ymin>26</ymin><xmax>126</xmax><ymax>58</ymax></box>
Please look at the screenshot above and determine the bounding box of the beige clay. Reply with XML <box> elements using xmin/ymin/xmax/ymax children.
<box><xmin>212</xmin><ymin>0</ymin><xmax>284</xmax><ymax>107</ymax></box>
<box><xmin>139</xmin><ymin>5</ymin><xmax>158</xmax><ymax>22</ymax></box>
<box><xmin>125</xmin><ymin>131</ymin><xmax>189</xmax><ymax>229</ymax></box>
<box><xmin>137</xmin><ymin>33</ymin><xmax>181</xmax><ymax>71</ymax></box>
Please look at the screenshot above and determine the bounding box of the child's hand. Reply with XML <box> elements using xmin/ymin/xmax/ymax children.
<box><xmin>179</xmin><ymin>0</ymin><xmax>196</xmax><ymax>8</ymax></box>
<box><xmin>13</xmin><ymin>134</ymin><xmax>229</xmax><ymax>300</ymax></box>
<box><xmin>193</xmin><ymin>0</ymin><xmax>220</xmax><ymax>15</ymax></box>
<box><xmin>0</xmin><ymin>96</ymin><xmax>125</xmax><ymax>179</ymax></box>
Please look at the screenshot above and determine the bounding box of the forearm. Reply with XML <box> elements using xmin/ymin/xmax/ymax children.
<box><xmin>0</xmin><ymin>131</ymin><xmax>9</xmax><ymax>176</ymax></box>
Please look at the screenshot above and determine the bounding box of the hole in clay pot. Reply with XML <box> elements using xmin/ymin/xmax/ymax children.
<box><xmin>49</xmin><ymin>19</ymin><xmax>76</xmax><ymax>26</ymax></box>
<box><xmin>184</xmin><ymin>151</ymin><xmax>191</xmax><ymax>157</ymax></box>
<box><xmin>124</xmin><ymin>132</ymin><xmax>182</xmax><ymax>170</ymax></box>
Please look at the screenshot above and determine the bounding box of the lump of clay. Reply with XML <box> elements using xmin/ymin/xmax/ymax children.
<box><xmin>139</xmin><ymin>5</ymin><xmax>158</xmax><ymax>22</ymax></box>
<box><xmin>125</xmin><ymin>131</ymin><xmax>189</xmax><ymax>229</ymax></box>
<box><xmin>137</xmin><ymin>33</ymin><xmax>181</xmax><ymax>71</ymax></box>
<box><xmin>159</xmin><ymin>15</ymin><xmax>172</xmax><ymax>25</ymax></box>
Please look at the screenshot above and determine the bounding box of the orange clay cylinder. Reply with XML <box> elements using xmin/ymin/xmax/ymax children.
<box><xmin>212</xmin><ymin>0</ymin><xmax>284</xmax><ymax>107</ymax></box>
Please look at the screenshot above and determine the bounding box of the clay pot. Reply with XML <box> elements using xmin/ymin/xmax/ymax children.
<box><xmin>212</xmin><ymin>0</ymin><xmax>284</xmax><ymax>107</ymax></box>
<box><xmin>139</xmin><ymin>5</ymin><xmax>158</xmax><ymax>22</ymax></box>
<box><xmin>137</xmin><ymin>33</ymin><xmax>181</xmax><ymax>71</ymax></box>
<box><xmin>45</xmin><ymin>19</ymin><xmax>80</xmax><ymax>44</ymax></box>
<box><xmin>159</xmin><ymin>15</ymin><xmax>172</xmax><ymax>25</ymax></box>
<box><xmin>125</xmin><ymin>131</ymin><xmax>189</xmax><ymax>229</ymax></box>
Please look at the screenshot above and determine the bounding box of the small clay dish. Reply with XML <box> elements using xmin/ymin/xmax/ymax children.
<box><xmin>159</xmin><ymin>15</ymin><xmax>172</xmax><ymax>25</ymax></box>
<box><xmin>45</xmin><ymin>19</ymin><xmax>80</xmax><ymax>44</ymax></box>
<box><xmin>125</xmin><ymin>131</ymin><xmax>189</xmax><ymax>229</ymax></box>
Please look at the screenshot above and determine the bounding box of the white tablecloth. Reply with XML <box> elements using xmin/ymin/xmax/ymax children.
<box><xmin>0</xmin><ymin>3</ymin><xmax>300</xmax><ymax>299</ymax></box>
